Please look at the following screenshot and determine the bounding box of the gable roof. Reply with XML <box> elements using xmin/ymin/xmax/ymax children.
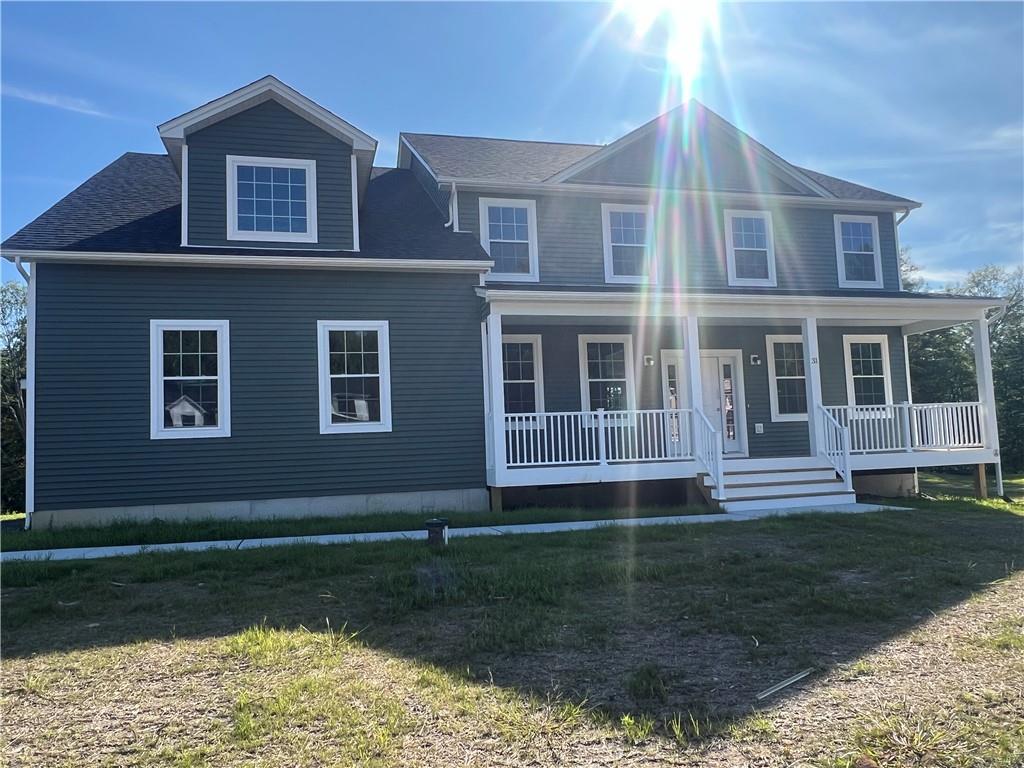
<box><xmin>401</xmin><ymin>133</ymin><xmax>601</xmax><ymax>183</ymax></box>
<box><xmin>0</xmin><ymin>153</ymin><xmax>486</xmax><ymax>263</ymax></box>
<box><xmin>159</xmin><ymin>75</ymin><xmax>377</xmax><ymax>151</ymax></box>
<box><xmin>402</xmin><ymin>101</ymin><xmax>919</xmax><ymax>207</ymax></box>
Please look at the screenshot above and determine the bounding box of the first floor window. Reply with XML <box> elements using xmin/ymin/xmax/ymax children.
<box><xmin>844</xmin><ymin>335</ymin><xmax>892</xmax><ymax>406</ymax></box>
<box><xmin>317</xmin><ymin>321</ymin><xmax>392</xmax><ymax>433</ymax></box>
<box><xmin>766</xmin><ymin>335</ymin><xmax>807</xmax><ymax>422</ymax></box>
<box><xmin>150</xmin><ymin>320</ymin><xmax>230</xmax><ymax>439</ymax></box>
<box><xmin>834</xmin><ymin>215</ymin><xmax>882</xmax><ymax>288</ymax></box>
<box><xmin>227</xmin><ymin>155</ymin><xmax>318</xmax><ymax>243</ymax></box>
<box><xmin>725</xmin><ymin>210</ymin><xmax>776</xmax><ymax>286</ymax></box>
<box><xmin>502</xmin><ymin>335</ymin><xmax>544</xmax><ymax>414</ymax></box>
<box><xmin>479</xmin><ymin>198</ymin><xmax>538</xmax><ymax>280</ymax></box>
<box><xmin>579</xmin><ymin>335</ymin><xmax>634</xmax><ymax>411</ymax></box>
<box><xmin>603</xmin><ymin>204</ymin><xmax>654</xmax><ymax>283</ymax></box>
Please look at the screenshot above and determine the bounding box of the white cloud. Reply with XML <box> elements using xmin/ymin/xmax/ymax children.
<box><xmin>0</xmin><ymin>83</ymin><xmax>113</xmax><ymax>118</ymax></box>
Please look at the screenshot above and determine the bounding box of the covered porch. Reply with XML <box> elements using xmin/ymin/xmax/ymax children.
<box><xmin>480</xmin><ymin>288</ymin><xmax>1004</xmax><ymax>502</ymax></box>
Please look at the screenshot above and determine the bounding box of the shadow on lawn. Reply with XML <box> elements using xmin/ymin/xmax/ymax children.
<box><xmin>2</xmin><ymin>499</ymin><xmax>1022</xmax><ymax>735</ymax></box>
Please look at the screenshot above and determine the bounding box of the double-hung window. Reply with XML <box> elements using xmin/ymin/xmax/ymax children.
<box><xmin>150</xmin><ymin>320</ymin><xmax>231</xmax><ymax>439</ymax></box>
<box><xmin>602</xmin><ymin>204</ymin><xmax>655</xmax><ymax>283</ymax></box>
<box><xmin>479</xmin><ymin>198</ymin><xmax>539</xmax><ymax>281</ymax></box>
<box><xmin>765</xmin><ymin>335</ymin><xmax>807</xmax><ymax>422</ymax></box>
<box><xmin>502</xmin><ymin>335</ymin><xmax>544</xmax><ymax>415</ymax></box>
<box><xmin>725</xmin><ymin>210</ymin><xmax>776</xmax><ymax>286</ymax></box>
<box><xmin>843</xmin><ymin>334</ymin><xmax>893</xmax><ymax>406</ymax></box>
<box><xmin>317</xmin><ymin>321</ymin><xmax>392</xmax><ymax>434</ymax></box>
<box><xmin>227</xmin><ymin>155</ymin><xmax>317</xmax><ymax>243</ymax></box>
<box><xmin>834</xmin><ymin>215</ymin><xmax>882</xmax><ymax>288</ymax></box>
<box><xmin>578</xmin><ymin>335</ymin><xmax>635</xmax><ymax>412</ymax></box>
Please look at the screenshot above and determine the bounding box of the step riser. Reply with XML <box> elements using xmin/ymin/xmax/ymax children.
<box><xmin>723</xmin><ymin>494</ymin><xmax>858</xmax><ymax>513</ymax></box>
<box><xmin>714</xmin><ymin>482</ymin><xmax>848</xmax><ymax>501</ymax></box>
<box><xmin>722</xmin><ymin>456</ymin><xmax>827</xmax><ymax>472</ymax></box>
<box><xmin>705</xmin><ymin>469</ymin><xmax>838</xmax><ymax>487</ymax></box>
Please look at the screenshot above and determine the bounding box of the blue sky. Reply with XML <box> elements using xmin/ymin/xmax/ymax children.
<box><xmin>2</xmin><ymin>1</ymin><xmax>1022</xmax><ymax>284</ymax></box>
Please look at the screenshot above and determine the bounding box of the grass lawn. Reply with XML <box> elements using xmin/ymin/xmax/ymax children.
<box><xmin>0</xmin><ymin>505</ymin><xmax>713</xmax><ymax>552</ymax></box>
<box><xmin>919</xmin><ymin>469</ymin><xmax>1024</xmax><ymax>500</ymax></box>
<box><xmin>2</xmin><ymin>497</ymin><xmax>1022</xmax><ymax>766</ymax></box>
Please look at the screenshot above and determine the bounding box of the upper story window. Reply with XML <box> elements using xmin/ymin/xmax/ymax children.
<box><xmin>602</xmin><ymin>204</ymin><xmax>655</xmax><ymax>284</ymax></box>
<box><xmin>227</xmin><ymin>155</ymin><xmax>318</xmax><ymax>244</ymax></box>
<box><xmin>834</xmin><ymin>215</ymin><xmax>882</xmax><ymax>289</ymax></box>
<box><xmin>317</xmin><ymin>321</ymin><xmax>393</xmax><ymax>434</ymax></box>
<box><xmin>478</xmin><ymin>197</ymin><xmax>539</xmax><ymax>282</ymax></box>
<box><xmin>149</xmin><ymin>320</ymin><xmax>231</xmax><ymax>439</ymax></box>
<box><xmin>724</xmin><ymin>210</ymin><xmax>776</xmax><ymax>287</ymax></box>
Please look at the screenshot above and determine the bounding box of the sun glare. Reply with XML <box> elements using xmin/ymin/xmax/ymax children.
<box><xmin>611</xmin><ymin>0</ymin><xmax>721</xmax><ymax>103</ymax></box>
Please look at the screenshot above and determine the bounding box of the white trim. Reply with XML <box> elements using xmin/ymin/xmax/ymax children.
<box><xmin>2</xmin><ymin>250</ymin><xmax>492</xmax><ymax>273</ymax></box>
<box><xmin>158</xmin><ymin>75</ymin><xmax>377</xmax><ymax>151</ymax></box>
<box><xmin>226</xmin><ymin>155</ymin><xmax>318</xmax><ymax>244</ymax></box>
<box><xmin>478</xmin><ymin>197</ymin><xmax>539</xmax><ymax>282</ymax></box>
<box><xmin>150</xmin><ymin>320</ymin><xmax>231</xmax><ymax>440</ymax></box>
<box><xmin>724</xmin><ymin>209</ymin><xmax>777</xmax><ymax>287</ymax></box>
<box><xmin>893</xmin><ymin>211</ymin><xmax>903</xmax><ymax>292</ymax></box>
<box><xmin>25</xmin><ymin>262</ymin><xmax>36</xmax><ymax>523</ymax></box>
<box><xmin>601</xmin><ymin>203</ymin><xmax>656</xmax><ymax>285</ymax></box>
<box><xmin>316</xmin><ymin>320</ymin><xmax>392</xmax><ymax>434</ymax></box>
<box><xmin>699</xmin><ymin>348</ymin><xmax>749</xmax><ymax>456</ymax></box>
<box><xmin>180</xmin><ymin>143</ymin><xmax>189</xmax><ymax>247</ymax></box>
<box><xmin>577</xmin><ymin>333</ymin><xmax>636</xmax><ymax>411</ymax></box>
<box><xmin>350</xmin><ymin>153</ymin><xmax>360</xmax><ymax>252</ymax></box>
<box><xmin>834</xmin><ymin>214</ymin><xmax>884</xmax><ymax>289</ymax></box>
<box><xmin>843</xmin><ymin>334</ymin><xmax>893</xmax><ymax>406</ymax></box>
<box><xmin>765</xmin><ymin>334</ymin><xmax>808</xmax><ymax>423</ymax></box>
<box><xmin>501</xmin><ymin>334</ymin><xmax>545</xmax><ymax>416</ymax></box>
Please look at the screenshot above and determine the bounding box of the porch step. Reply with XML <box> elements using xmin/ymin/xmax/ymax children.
<box><xmin>721</xmin><ymin>456</ymin><xmax>828</xmax><ymax>472</ymax></box>
<box><xmin>702</xmin><ymin>457</ymin><xmax>857</xmax><ymax>512</ymax></box>
<box><xmin>703</xmin><ymin>468</ymin><xmax>838</xmax><ymax>487</ymax></box>
<box><xmin>722</xmin><ymin>492</ymin><xmax>858</xmax><ymax>513</ymax></box>
<box><xmin>714</xmin><ymin>479</ymin><xmax>849</xmax><ymax>501</ymax></box>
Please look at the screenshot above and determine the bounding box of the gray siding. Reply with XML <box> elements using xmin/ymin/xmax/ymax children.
<box><xmin>460</xmin><ymin>190</ymin><xmax>900</xmax><ymax>292</ymax></box>
<box><xmin>187</xmin><ymin>99</ymin><xmax>354</xmax><ymax>250</ymax></box>
<box><xmin>505</xmin><ymin>322</ymin><xmax>909</xmax><ymax>459</ymax></box>
<box><xmin>34</xmin><ymin>263</ymin><xmax>484</xmax><ymax>512</ymax></box>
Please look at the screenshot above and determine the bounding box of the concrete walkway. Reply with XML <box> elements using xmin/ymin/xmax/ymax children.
<box><xmin>0</xmin><ymin>503</ymin><xmax>905</xmax><ymax>564</ymax></box>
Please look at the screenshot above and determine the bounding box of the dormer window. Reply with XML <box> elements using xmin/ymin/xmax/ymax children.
<box><xmin>226</xmin><ymin>155</ymin><xmax>318</xmax><ymax>244</ymax></box>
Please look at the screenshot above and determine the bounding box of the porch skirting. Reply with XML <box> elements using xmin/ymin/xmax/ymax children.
<box><xmin>32</xmin><ymin>487</ymin><xmax>490</xmax><ymax>529</ymax></box>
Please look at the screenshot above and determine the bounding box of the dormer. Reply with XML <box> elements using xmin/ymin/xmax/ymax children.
<box><xmin>159</xmin><ymin>76</ymin><xmax>377</xmax><ymax>251</ymax></box>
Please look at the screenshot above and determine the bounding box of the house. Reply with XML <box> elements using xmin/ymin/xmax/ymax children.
<box><xmin>2</xmin><ymin>76</ymin><xmax>1005</xmax><ymax>528</ymax></box>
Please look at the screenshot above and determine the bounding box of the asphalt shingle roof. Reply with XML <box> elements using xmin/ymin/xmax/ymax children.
<box><xmin>1</xmin><ymin>152</ymin><xmax>487</xmax><ymax>261</ymax></box>
<box><xmin>402</xmin><ymin>133</ymin><xmax>601</xmax><ymax>183</ymax></box>
<box><xmin>795</xmin><ymin>167</ymin><xmax>916</xmax><ymax>204</ymax></box>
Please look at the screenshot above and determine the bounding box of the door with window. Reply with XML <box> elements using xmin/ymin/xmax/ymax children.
<box><xmin>660</xmin><ymin>350</ymin><xmax>687</xmax><ymax>457</ymax></box>
<box><xmin>699</xmin><ymin>352</ymin><xmax>746</xmax><ymax>454</ymax></box>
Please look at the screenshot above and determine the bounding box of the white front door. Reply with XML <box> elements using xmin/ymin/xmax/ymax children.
<box><xmin>699</xmin><ymin>351</ymin><xmax>746</xmax><ymax>455</ymax></box>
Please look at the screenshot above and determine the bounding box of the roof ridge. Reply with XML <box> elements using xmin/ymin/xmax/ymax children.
<box><xmin>402</xmin><ymin>131</ymin><xmax>602</xmax><ymax>149</ymax></box>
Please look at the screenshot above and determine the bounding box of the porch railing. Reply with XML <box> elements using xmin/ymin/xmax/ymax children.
<box><xmin>693</xmin><ymin>408</ymin><xmax>725</xmax><ymax>491</ymax></box>
<box><xmin>818</xmin><ymin>405</ymin><xmax>853</xmax><ymax>490</ymax></box>
<box><xmin>825</xmin><ymin>402</ymin><xmax>983</xmax><ymax>454</ymax></box>
<box><xmin>504</xmin><ymin>408</ymin><xmax>693</xmax><ymax>468</ymax></box>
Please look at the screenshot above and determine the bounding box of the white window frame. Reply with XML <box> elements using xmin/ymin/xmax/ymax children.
<box><xmin>478</xmin><ymin>197</ymin><xmax>539</xmax><ymax>282</ymax></box>
<box><xmin>834</xmin><ymin>214</ymin><xmax>883</xmax><ymax>289</ymax></box>
<box><xmin>765</xmin><ymin>334</ymin><xmax>808</xmax><ymax>423</ymax></box>
<box><xmin>843</xmin><ymin>334</ymin><xmax>893</xmax><ymax>407</ymax></box>
<box><xmin>601</xmin><ymin>203</ymin><xmax>656</xmax><ymax>285</ymax></box>
<box><xmin>501</xmin><ymin>334</ymin><xmax>545</xmax><ymax>414</ymax></box>
<box><xmin>317</xmin><ymin>320</ymin><xmax>392</xmax><ymax>434</ymax></box>
<box><xmin>577</xmin><ymin>334</ymin><xmax>637</xmax><ymax>412</ymax></box>
<box><xmin>226</xmin><ymin>155</ymin><xmax>318</xmax><ymax>244</ymax></box>
<box><xmin>150</xmin><ymin>319</ymin><xmax>231</xmax><ymax>440</ymax></box>
<box><xmin>724</xmin><ymin>209</ymin><xmax>777</xmax><ymax>287</ymax></box>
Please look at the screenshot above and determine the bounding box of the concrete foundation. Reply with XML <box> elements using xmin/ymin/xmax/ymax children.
<box><xmin>853</xmin><ymin>470</ymin><xmax>919</xmax><ymax>498</ymax></box>
<box><xmin>32</xmin><ymin>487</ymin><xmax>490</xmax><ymax>529</ymax></box>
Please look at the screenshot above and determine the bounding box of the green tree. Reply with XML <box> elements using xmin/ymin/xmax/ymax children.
<box><xmin>1</xmin><ymin>281</ymin><xmax>28</xmax><ymax>511</ymax></box>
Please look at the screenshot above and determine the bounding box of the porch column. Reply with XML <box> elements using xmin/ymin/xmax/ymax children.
<box><xmin>971</xmin><ymin>316</ymin><xmax>1001</xmax><ymax>493</ymax></box>
<box><xmin>684</xmin><ymin>314</ymin><xmax>702</xmax><ymax>412</ymax></box>
<box><xmin>800</xmin><ymin>317</ymin><xmax>824</xmax><ymax>456</ymax></box>
<box><xmin>485</xmin><ymin>310</ymin><xmax>507</xmax><ymax>483</ymax></box>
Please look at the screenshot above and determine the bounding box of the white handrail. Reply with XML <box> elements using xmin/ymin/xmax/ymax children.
<box><xmin>503</xmin><ymin>408</ymin><xmax>693</xmax><ymax>468</ymax></box>
<box><xmin>825</xmin><ymin>402</ymin><xmax>983</xmax><ymax>454</ymax></box>
<box><xmin>693</xmin><ymin>408</ymin><xmax>724</xmax><ymax>491</ymax></box>
<box><xmin>818</xmin><ymin>405</ymin><xmax>853</xmax><ymax>491</ymax></box>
